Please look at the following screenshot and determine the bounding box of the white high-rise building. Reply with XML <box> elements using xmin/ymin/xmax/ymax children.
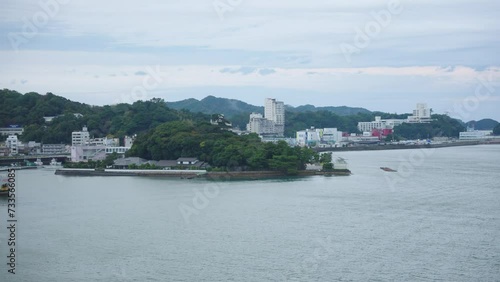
<box><xmin>247</xmin><ymin>99</ymin><xmax>286</xmax><ymax>136</ymax></box>
<box><xmin>263</xmin><ymin>98</ymin><xmax>285</xmax><ymax>136</ymax></box>
<box><xmin>6</xmin><ymin>135</ymin><xmax>19</xmax><ymax>155</ymax></box>
<box><xmin>265</xmin><ymin>98</ymin><xmax>285</xmax><ymax>125</ymax></box>
<box><xmin>407</xmin><ymin>103</ymin><xmax>432</xmax><ymax>123</ymax></box>
<box><xmin>72</xmin><ymin>126</ymin><xmax>90</xmax><ymax>146</ymax></box>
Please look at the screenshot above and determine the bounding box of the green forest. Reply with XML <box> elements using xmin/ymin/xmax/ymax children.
<box><xmin>0</xmin><ymin>89</ymin><xmax>208</xmax><ymax>144</ymax></box>
<box><xmin>0</xmin><ymin>89</ymin><xmax>470</xmax><ymax>146</ymax></box>
<box><xmin>494</xmin><ymin>124</ymin><xmax>500</xmax><ymax>135</ymax></box>
<box><xmin>127</xmin><ymin>121</ymin><xmax>318</xmax><ymax>174</ymax></box>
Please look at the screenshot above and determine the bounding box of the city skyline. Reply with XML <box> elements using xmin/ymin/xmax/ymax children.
<box><xmin>1</xmin><ymin>1</ymin><xmax>499</xmax><ymax>120</ymax></box>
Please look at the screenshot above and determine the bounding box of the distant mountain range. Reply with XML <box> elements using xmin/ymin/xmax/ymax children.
<box><xmin>465</xmin><ymin>119</ymin><xmax>499</xmax><ymax>130</ymax></box>
<box><xmin>166</xmin><ymin>95</ymin><xmax>372</xmax><ymax>118</ymax></box>
<box><xmin>166</xmin><ymin>96</ymin><xmax>500</xmax><ymax>130</ymax></box>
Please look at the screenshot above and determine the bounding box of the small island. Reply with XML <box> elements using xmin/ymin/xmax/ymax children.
<box><xmin>57</xmin><ymin>120</ymin><xmax>351</xmax><ymax>180</ymax></box>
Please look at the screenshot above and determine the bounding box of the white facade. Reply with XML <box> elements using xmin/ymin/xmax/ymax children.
<box><xmin>263</xmin><ymin>98</ymin><xmax>285</xmax><ymax>136</ymax></box>
<box><xmin>247</xmin><ymin>98</ymin><xmax>285</xmax><ymax>136</ymax></box>
<box><xmin>6</xmin><ymin>135</ymin><xmax>19</xmax><ymax>155</ymax></box>
<box><xmin>407</xmin><ymin>103</ymin><xmax>432</xmax><ymax>123</ymax></box>
<box><xmin>105</xmin><ymin>147</ymin><xmax>131</xmax><ymax>154</ymax></box>
<box><xmin>0</xmin><ymin>126</ymin><xmax>24</xmax><ymax>136</ymax></box>
<box><xmin>297</xmin><ymin>128</ymin><xmax>342</xmax><ymax>147</ymax></box>
<box><xmin>358</xmin><ymin>116</ymin><xmax>406</xmax><ymax>132</ymax></box>
<box><xmin>72</xmin><ymin>126</ymin><xmax>90</xmax><ymax>146</ymax></box>
<box><xmin>88</xmin><ymin>137</ymin><xmax>119</xmax><ymax>147</ymax></box>
<box><xmin>247</xmin><ymin>113</ymin><xmax>277</xmax><ymax>136</ymax></box>
<box><xmin>71</xmin><ymin>145</ymin><xmax>107</xmax><ymax>162</ymax></box>
<box><xmin>42</xmin><ymin>144</ymin><xmax>67</xmax><ymax>155</ymax></box>
<box><xmin>265</xmin><ymin>98</ymin><xmax>285</xmax><ymax>125</ymax></box>
<box><xmin>124</xmin><ymin>135</ymin><xmax>135</xmax><ymax>147</ymax></box>
<box><xmin>70</xmin><ymin>128</ymin><xmax>134</xmax><ymax>162</ymax></box>
<box><xmin>459</xmin><ymin>130</ymin><xmax>493</xmax><ymax>140</ymax></box>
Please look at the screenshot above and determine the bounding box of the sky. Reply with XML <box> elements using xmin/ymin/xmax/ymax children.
<box><xmin>1</xmin><ymin>0</ymin><xmax>499</xmax><ymax>121</ymax></box>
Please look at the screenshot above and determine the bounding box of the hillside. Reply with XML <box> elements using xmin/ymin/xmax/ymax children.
<box><xmin>466</xmin><ymin>119</ymin><xmax>499</xmax><ymax>130</ymax></box>
<box><xmin>288</xmin><ymin>105</ymin><xmax>371</xmax><ymax>115</ymax></box>
<box><xmin>166</xmin><ymin>96</ymin><xmax>264</xmax><ymax>118</ymax></box>
<box><xmin>0</xmin><ymin>89</ymin><xmax>209</xmax><ymax>144</ymax></box>
<box><xmin>0</xmin><ymin>89</ymin><xmax>468</xmax><ymax>142</ymax></box>
<box><xmin>166</xmin><ymin>96</ymin><xmax>371</xmax><ymax>118</ymax></box>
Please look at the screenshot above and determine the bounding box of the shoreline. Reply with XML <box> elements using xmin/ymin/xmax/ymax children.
<box><xmin>54</xmin><ymin>168</ymin><xmax>351</xmax><ymax>180</ymax></box>
<box><xmin>0</xmin><ymin>166</ymin><xmax>38</xmax><ymax>172</ymax></box>
<box><xmin>314</xmin><ymin>140</ymin><xmax>499</xmax><ymax>153</ymax></box>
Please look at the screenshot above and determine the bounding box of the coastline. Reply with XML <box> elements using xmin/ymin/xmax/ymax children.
<box><xmin>314</xmin><ymin>140</ymin><xmax>499</xmax><ymax>153</ymax></box>
<box><xmin>0</xmin><ymin>166</ymin><xmax>38</xmax><ymax>172</ymax></box>
<box><xmin>54</xmin><ymin>168</ymin><xmax>351</xmax><ymax>180</ymax></box>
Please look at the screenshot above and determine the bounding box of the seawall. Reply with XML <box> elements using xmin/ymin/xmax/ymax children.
<box><xmin>54</xmin><ymin>169</ymin><xmax>351</xmax><ymax>179</ymax></box>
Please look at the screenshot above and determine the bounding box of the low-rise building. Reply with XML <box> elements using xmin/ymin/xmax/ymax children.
<box><xmin>177</xmin><ymin>158</ymin><xmax>199</xmax><ymax>165</ymax></box>
<box><xmin>0</xmin><ymin>125</ymin><xmax>24</xmax><ymax>136</ymax></box>
<box><xmin>247</xmin><ymin>113</ymin><xmax>277</xmax><ymax>136</ymax></box>
<box><xmin>459</xmin><ymin>130</ymin><xmax>493</xmax><ymax>140</ymax></box>
<box><xmin>42</xmin><ymin>144</ymin><xmax>67</xmax><ymax>155</ymax></box>
<box><xmin>113</xmin><ymin>157</ymin><xmax>148</xmax><ymax>169</ymax></box>
<box><xmin>89</xmin><ymin>137</ymin><xmax>119</xmax><ymax>147</ymax></box>
<box><xmin>358</xmin><ymin>116</ymin><xmax>406</xmax><ymax>132</ymax></box>
<box><xmin>104</xmin><ymin>147</ymin><xmax>130</xmax><ymax>154</ymax></box>
<box><xmin>22</xmin><ymin>141</ymin><xmax>42</xmax><ymax>155</ymax></box>
<box><xmin>0</xmin><ymin>145</ymin><xmax>10</xmax><ymax>157</ymax></box>
<box><xmin>297</xmin><ymin>128</ymin><xmax>343</xmax><ymax>147</ymax></box>
<box><xmin>71</xmin><ymin>145</ymin><xmax>107</xmax><ymax>162</ymax></box>
<box><xmin>113</xmin><ymin>157</ymin><xmax>207</xmax><ymax>169</ymax></box>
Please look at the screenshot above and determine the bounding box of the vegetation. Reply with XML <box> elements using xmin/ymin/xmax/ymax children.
<box><xmin>127</xmin><ymin>120</ymin><xmax>318</xmax><ymax>174</ymax></box>
<box><xmin>494</xmin><ymin>124</ymin><xmax>500</xmax><ymax>135</ymax></box>
<box><xmin>0</xmin><ymin>89</ymin><xmax>481</xmax><ymax>145</ymax></box>
<box><xmin>0</xmin><ymin>89</ymin><xmax>209</xmax><ymax>144</ymax></box>
<box><xmin>285</xmin><ymin>111</ymin><xmax>372</xmax><ymax>136</ymax></box>
<box><xmin>391</xmin><ymin>115</ymin><xmax>465</xmax><ymax>140</ymax></box>
<box><xmin>127</xmin><ymin>163</ymin><xmax>162</xmax><ymax>170</ymax></box>
<box><xmin>319</xmin><ymin>152</ymin><xmax>333</xmax><ymax>171</ymax></box>
<box><xmin>166</xmin><ymin>95</ymin><xmax>371</xmax><ymax>118</ymax></box>
<box><xmin>466</xmin><ymin>119</ymin><xmax>499</xmax><ymax>130</ymax></box>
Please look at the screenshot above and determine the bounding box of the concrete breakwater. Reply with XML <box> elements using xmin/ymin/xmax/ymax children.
<box><xmin>54</xmin><ymin>168</ymin><xmax>351</xmax><ymax>179</ymax></box>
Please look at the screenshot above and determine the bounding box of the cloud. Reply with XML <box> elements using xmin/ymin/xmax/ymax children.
<box><xmin>258</xmin><ymin>69</ymin><xmax>276</xmax><ymax>76</ymax></box>
<box><xmin>0</xmin><ymin>1</ymin><xmax>498</xmax><ymax>120</ymax></box>
<box><xmin>220</xmin><ymin>67</ymin><xmax>257</xmax><ymax>75</ymax></box>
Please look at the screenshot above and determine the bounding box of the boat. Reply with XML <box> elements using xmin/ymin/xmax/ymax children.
<box><xmin>1</xmin><ymin>176</ymin><xmax>9</xmax><ymax>196</ymax></box>
<box><xmin>34</xmin><ymin>158</ymin><xmax>44</xmax><ymax>166</ymax></box>
<box><xmin>0</xmin><ymin>184</ymin><xmax>9</xmax><ymax>196</ymax></box>
<box><xmin>380</xmin><ymin>167</ymin><xmax>397</xmax><ymax>172</ymax></box>
<box><xmin>50</xmin><ymin>158</ymin><xmax>62</xmax><ymax>166</ymax></box>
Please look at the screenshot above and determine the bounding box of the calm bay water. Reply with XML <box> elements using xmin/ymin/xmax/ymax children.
<box><xmin>1</xmin><ymin>145</ymin><xmax>499</xmax><ymax>281</ymax></box>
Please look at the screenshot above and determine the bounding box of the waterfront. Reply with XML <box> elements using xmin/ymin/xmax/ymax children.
<box><xmin>0</xmin><ymin>145</ymin><xmax>499</xmax><ymax>281</ymax></box>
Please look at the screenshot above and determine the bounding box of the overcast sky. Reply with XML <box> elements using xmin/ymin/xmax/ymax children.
<box><xmin>1</xmin><ymin>0</ymin><xmax>499</xmax><ymax>121</ymax></box>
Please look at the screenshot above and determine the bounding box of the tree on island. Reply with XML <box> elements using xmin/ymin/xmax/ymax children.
<box><xmin>127</xmin><ymin>120</ymin><xmax>318</xmax><ymax>174</ymax></box>
<box><xmin>319</xmin><ymin>152</ymin><xmax>333</xmax><ymax>171</ymax></box>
